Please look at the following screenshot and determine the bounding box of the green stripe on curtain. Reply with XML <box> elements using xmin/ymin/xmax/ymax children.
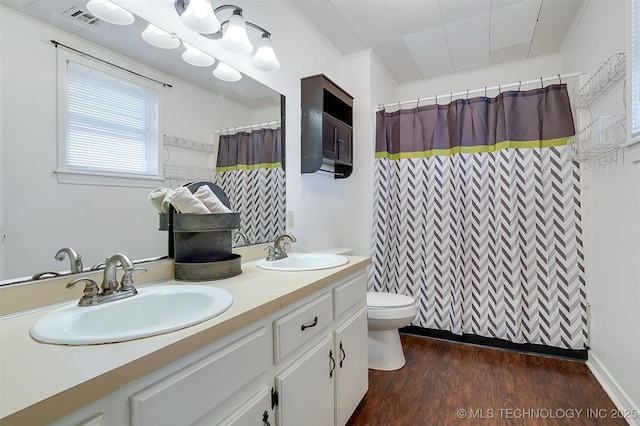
<box><xmin>376</xmin><ymin>84</ymin><xmax>575</xmax><ymax>158</ymax></box>
<box><xmin>216</xmin><ymin>162</ymin><xmax>282</xmax><ymax>172</ymax></box>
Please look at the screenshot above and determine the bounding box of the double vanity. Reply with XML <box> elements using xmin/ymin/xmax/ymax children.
<box><xmin>0</xmin><ymin>249</ymin><xmax>371</xmax><ymax>426</ymax></box>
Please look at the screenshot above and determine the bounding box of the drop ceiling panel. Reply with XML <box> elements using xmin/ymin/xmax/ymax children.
<box><xmin>404</xmin><ymin>26</ymin><xmax>451</xmax><ymax>69</ymax></box>
<box><xmin>490</xmin><ymin>0</ymin><xmax>542</xmax><ymax>50</ymax></box>
<box><xmin>438</xmin><ymin>0</ymin><xmax>491</xmax><ymax>24</ymax></box>
<box><xmin>330</xmin><ymin>0</ymin><xmax>391</xmax><ymax>26</ymax></box>
<box><xmin>388</xmin><ymin>1</ymin><xmax>443</xmax><ymax>35</ymax></box>
<box><xmin>489</xmin><ymin>41</ymin><xmax>531</xmax><ymax>64</ymax></box>
<box><xmin>529</xmin><ymin>0</ymin><xmax>582</xmax><ymax>56</ymax></box>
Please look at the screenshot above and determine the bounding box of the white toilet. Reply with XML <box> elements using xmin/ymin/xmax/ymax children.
<box><xmin>316</xmin><ymin>247</ymin><xmax>418</xmax><ymax>370</ymax></box>
<box><xmin>367</xmin><ymin>291</ymin><xmax>418</xmax><ymax>371</ymax></box>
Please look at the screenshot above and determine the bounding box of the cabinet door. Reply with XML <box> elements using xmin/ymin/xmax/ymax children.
<box><xmin>217</xmin><ymin>387</ymin><xmax>272</xmax><ymax>426</ymax></box>
<box><xmin>336</xmin><ymin>122</ymin><xmax>352</xmax><ymax>166</ymax></box>
<box><xmin>334</xmin><ymin>308</ymin><xmax>368</xmax><ymax>426</ymax></box>
<box><xmin>322</xmin><ymin>113</ymin><xmax>340</xmax><ymax>161</ymax></box>
<box><xmin>275</xmin><ymin>335</ymin><xmax>334</xmax><ymax>426</ymax></box>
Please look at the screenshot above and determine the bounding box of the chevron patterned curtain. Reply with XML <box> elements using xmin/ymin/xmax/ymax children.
<box><xmin>371</xmin><ymin>84</ymin><xmax>588</xmax><ymax>350</ymax></box>
<box><xmin>215</xmin><ymin>128</ymin><xmax>285</xmax><ymax>244</ymax></box>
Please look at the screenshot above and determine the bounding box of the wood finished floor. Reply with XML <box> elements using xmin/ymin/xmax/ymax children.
<box><xmin>347</xmin><ymin>334</ymin><xmax>625</xmax><ymax>426</ymax></box>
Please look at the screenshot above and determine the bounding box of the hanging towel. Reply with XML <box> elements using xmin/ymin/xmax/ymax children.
<box><xmin>166</xmin><ymin>187</ymin><xmax>210</xmax><ymax>214</ymax></box>
<box><xmin>148</xmin><ymin>187</ymin><xmax>172</xmax><ymax>213</ymax></box>
<box><xmin>194</xmin><ymin>185</ymin><xmax>232</xmax><ymax>214</ymax></box>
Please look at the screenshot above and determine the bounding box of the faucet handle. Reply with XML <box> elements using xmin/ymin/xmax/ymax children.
<box><xmin>120</xmin><ymin>268</ymin><xmax>147</xmax><ymax>291</ymax></box>
<box><xmin>66</xmin><ymin>278</ymin><xmax>100</xmax><ymax>306</ymax></box>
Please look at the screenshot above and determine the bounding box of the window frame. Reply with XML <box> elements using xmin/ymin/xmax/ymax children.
<box><xmin>55</xmin><ymin>50</ymin><xmax>164</xmax><ymax>187</ymax></box>
<box><xmin>627</xmin><ymin>0</ymin><xmax>640</xmax><ymax>161</ymax></box>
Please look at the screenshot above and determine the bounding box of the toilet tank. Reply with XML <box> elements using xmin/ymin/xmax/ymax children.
<box><xmin>315</xmin><ymin>247</ymin><xmax>354</xmax><ymax>256</ymax></box>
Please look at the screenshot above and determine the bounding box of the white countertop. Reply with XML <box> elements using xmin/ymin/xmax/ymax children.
<box><xmin>0</xmin><ymin>256</ymin><xmax>371</xmax><ymax>425</ymax></box>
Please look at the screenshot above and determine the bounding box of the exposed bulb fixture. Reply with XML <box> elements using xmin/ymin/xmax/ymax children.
<box><xmin>180</xmin><ymin>0</ymin><xmax>220</xmax><ymax>34</ymax></box>
<box><xmin>220</xmin><ymin>9</ymin><xmax>252</xmax><ymax>54</ymax></box>
<box><xmin>142</xmin><ymin>24</ymin><xmax>180</xmax><ymax>49</ymax></box>
<box><xmin>181</xmin><ymin>42</ymin><xmax>216</xmax><ymax>67</ymax></box>
<box><xmin>251</xmin><ymin>34</ymin><xmax>280</xmax><ymax>71</ymax></box>
<box><xmin>213</xmin><ymin>62</ymin><xmax>241</xmax><ymax>82</ymax></box>
<box><xmin>86</xmin><ymin>0</ymin><xmax>134</xmax><ymax>25</ymax></box>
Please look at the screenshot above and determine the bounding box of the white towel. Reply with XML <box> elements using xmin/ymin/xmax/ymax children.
<box><xmin>194</xmin><ymin>185</ymin><xmax>232</xmax><ymax>214</ymax></box>
<box><xmin>148</xmin><ymin>187</ymin><xmax>172</xmax><ymax>213</ymax></box>
<box><xmin>166</xmin><ymin>187</ymin><xmax>210</xmax><ymax>214</ymax></box>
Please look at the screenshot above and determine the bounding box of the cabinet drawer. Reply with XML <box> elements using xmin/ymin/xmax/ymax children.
<box><xmin>130</xmin><ymin>327</ymin><xmax>269</xmax><ymax>426</ymax></box>
<box><xmin>333</xmin><ymin>272</ymin><xmax>366</xmax><ymax>320</ymax></box>
<box><xmin>217</xmin><ymin>387</ymin><xmax>272</xmax><ymax>426</ymax></box>
<box><xmin>273</xmin><ymin>292</ymin><xmax>332</xmax><ymax>363</ymax></box>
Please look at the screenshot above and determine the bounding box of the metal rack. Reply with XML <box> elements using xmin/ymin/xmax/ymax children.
<box><xmin>163</xmin><ymin>135</ymin><xmax>216</xmax><ymax>183</ymax></box>
<box><xmin>568</xmin><ymin>116</ymin><xmax>627</xmax><ymax>168</ymax></box>
<box><xmin>575</xmin><ymin>53</ymin><xmax>625</xmax><ymax>109</ymax></box>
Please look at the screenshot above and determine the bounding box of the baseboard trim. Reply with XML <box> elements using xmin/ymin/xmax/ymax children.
<box><xmin>587</xmin><ymin>353</ymin><xmax>640</xmax><ymax>426</ymax></box>
<box><xmin>401</xmin><ymin>326</ymin><xmax>588</xmax><ymax>360</ymax></box>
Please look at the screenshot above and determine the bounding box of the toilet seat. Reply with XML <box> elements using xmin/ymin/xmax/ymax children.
<box><xmin>367</xmin><ymin>292</ymin><xmax>415</xmax><ymax>309</ymax></box>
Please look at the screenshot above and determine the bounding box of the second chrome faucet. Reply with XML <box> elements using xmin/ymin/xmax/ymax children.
<box><xmin>67</xmin><ymin>253</ymin><xmax>146</xmax><ymax>307</ymax></box>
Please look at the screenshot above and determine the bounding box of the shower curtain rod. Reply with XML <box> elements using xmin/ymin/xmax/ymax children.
<box><xmin>213</xmin><ymin>120</ymin><xmax>281</xmax><ymax>135</ymax></box>
<box><xmin>377</xmin><ymin>71</ymin><xmax>585</xmax><ymax>111</ymax></box>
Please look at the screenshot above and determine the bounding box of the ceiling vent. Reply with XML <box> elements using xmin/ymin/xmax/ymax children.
<box><xmin>62</xmin><ymin>6</ymin><xmax>102</xmax><ymax>27</ymax></box>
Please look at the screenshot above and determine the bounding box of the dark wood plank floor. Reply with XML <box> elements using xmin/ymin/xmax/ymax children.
<box><xmin>347</xmin><ymin>334</ymin><xmax>625</xmax><ymax>426</ymax></box>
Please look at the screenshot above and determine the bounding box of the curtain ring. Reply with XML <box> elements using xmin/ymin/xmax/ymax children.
<box><xmin>518</xmin><ymin>81</ymin><xmax>522</xmax><ymax>91</ymax></box>
<box><xmin>558</xmin><ymin>74</ymin><xmax>562</xmax><ymax>84</ymax></box>
<box><xmin>540</xmin><ymin>77</ymin><xmax>544</xmax><ymax>88</ymax></box>
<box><xmin>466</xmin><ymin>89</ymin><xmax>469</xmax><ymax>100</ymax></box>
<box><xmin>450</xmin><ymin>92</ymin><xmax>453</xmax><ymax>103</ymax></box>
<box><xmin>435</xmin><ymin>94</ymin><xmax>438</xmax><ymax>104</ymax></box>
<box><xmin>417</xmin><ymin>97</ymin><xmax>420</xmax><ymax>108</ymax></box>
<box><xmin>498</xmin><ymin>85</ymin><xmax>501</xmax><ymax>94</ymax></box>
<box><xmin>484</xmin><ymin>87</ymin><xmax>487</xmax><ymax>97</ymax></box>
<box><xmin>397</xmin><ymin>100</ymin><xmax>401</xmax><ymax>110</ymax></box>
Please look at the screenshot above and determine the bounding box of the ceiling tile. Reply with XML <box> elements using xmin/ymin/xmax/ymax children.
<box><xmin>438</xmin><ymin>0</ymin><xmax>491</xmax><ymax>24</ymax></box>
<box><xmin>330</xmin><ymin>0</ymin><xmax>391</xmax><ymax>26</ymax></box>
<box><xmin>489</xmin><ymin>41</ymin><xmax>530</xmax><ymax>64</ymax></box>
<box><xmin>443</xmin><ymin>12</ymin><xmax>490</xmax><ymax>44</ymax></box>
<box><xmin>388</xmin><ymin>1</ymin><xmax>443</xmax><ymax>36</ymax></box>
<box><xmin>403</xmin><ymin>26</ymin><xmax>451</xmax><ymax>69</ymax></box>
<box><xmin>352</xmin><ymin>17</ymin><xmax>403</xmax><ymax>46</ymax></box>
<box><xmin>490</xmin><ymin>0</ymin><xmax>542</xmax><ymax>50</ymax></box>
<box><xmin>419</xmin><ymin>56</ymin><xmax>455</xmax><ymax>79</ymax></box>
<box><xmin>529</xmin><ymin>0</ymin><xmax>581</xmax><ymax>56</ymax></box>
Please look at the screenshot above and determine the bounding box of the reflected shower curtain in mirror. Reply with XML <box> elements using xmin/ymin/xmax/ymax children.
<box><xmin>215</xmin><ymin>128</ymin><xmax>285</xmax><ymax>244</ymax></box>
<box><xmin>371</xmin><ymin>84</ymin><xmax>587</xmax><ymax>350</ymax></box>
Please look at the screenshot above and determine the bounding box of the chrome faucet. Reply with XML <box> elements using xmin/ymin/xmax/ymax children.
<box><xmin>54</xmin><ymin>247</ymin><xmax>83</xmax><ymax>274</ymax></box>
<box><xmin>232</xmin><ymin>230</ymin><xmax>249</xmax><ymax>247</ymax></box>
<box><xmin>67</xmin><ymin>253</ymin><xmax>146</xmax><ymax>307</ymax></box>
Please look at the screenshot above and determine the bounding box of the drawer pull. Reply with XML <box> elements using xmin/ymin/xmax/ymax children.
<box><xmin>329</xmin><ymin>349</ymin><xmax>336</xmax><ymax>378</ymax></box>
<box><xmin>263</xmin><ymin>410</ymin><xmax>270</xmax><ymax>426</ymax></box>
<box><xmin>339</xmin><ymin>341</ymin><xmax>346</xmax><ymax>368</ymax></box>
<box><xmin>300</xmin><ymin>316</ymin><xmax>318</xmax><ymax>331</ymax></box>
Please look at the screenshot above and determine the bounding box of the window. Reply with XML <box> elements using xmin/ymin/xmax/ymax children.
<box><xmin>56</xmin><ymin>52</ymin><xmax>162</xmax><ymax>187</ymax></box>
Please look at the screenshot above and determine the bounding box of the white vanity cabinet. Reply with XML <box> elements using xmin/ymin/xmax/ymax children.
<box><xmin>48</xmin><ymin>269</ymin><xmax>368</xmax><ymax>426</ymax></box>
<box><xmin>272</xmin><ymin>271</ymin><xmax>368</xmax><ymax>426</ymax></box>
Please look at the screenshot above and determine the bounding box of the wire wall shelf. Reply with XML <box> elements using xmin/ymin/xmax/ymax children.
<box><xmin>568</xmin><ymin>116</ymin><xmax>627</xmax><ymax>168</ymax></box>
<box><xmin>575</xmin><ymin>53</ymin><xmax>626</xmax><ymax>109</ymax></box>
<box><xmin>163</xmin><ymin>135</ymin><xmax>216</xmax><ymax>182</ymax></box>
<box><xmin>163</xmin><ymin>135</ymin><xmax>216</xmax><ymax>153</ymax></box>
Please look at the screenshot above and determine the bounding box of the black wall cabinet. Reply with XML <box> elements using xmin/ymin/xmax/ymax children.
<box><xmin>301</xmin><ymin>74</ymin><xmax>354</xmax><ymax>179</ymax></box>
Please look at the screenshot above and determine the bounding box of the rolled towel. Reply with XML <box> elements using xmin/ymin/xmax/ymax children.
<box><xmin>194</xmin><ymin>185</ymin><xmax>232</xmax><ymax>214</ymax></box>
<box><xmin>148</xmin><ymin>187</ymin><xmax>172</xmax><ymax>213</ymax></box>
<box><xmin>166</xmin><ymin>187</ymin><xmax>210</xmax><ymax>214</ymax></box>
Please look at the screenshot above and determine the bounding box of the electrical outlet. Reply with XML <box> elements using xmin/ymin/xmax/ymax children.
<box><xmin>286</xmin><ymin>211</ymin><xmax>294</xmax><ymax>228</ymax></box>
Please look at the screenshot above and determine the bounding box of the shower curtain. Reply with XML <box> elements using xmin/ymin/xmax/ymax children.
<box><xmin>215</xmin><ymin>128</ymin><xmax>285</xmax><ymax>244</ymax></box>
<box><xmin>371</xmin><ymin>84</ymin><xmax>587</xmax><ymax>350</ymax></box>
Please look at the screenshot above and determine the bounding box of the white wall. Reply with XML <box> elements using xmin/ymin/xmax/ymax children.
<box><xmin>561</xmin><ymin>0</ymin><xmax>640</xmax><ymax>412</ymax></box>
<box><xmin>0</xmin><ymin>8</ymin><xmax>256</xmax><ymax>278</ymax></box>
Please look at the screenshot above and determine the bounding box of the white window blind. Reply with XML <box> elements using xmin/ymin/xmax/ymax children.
<box><xmin>632</xmin><ymin>0</ymin><xmax>640</xmax><ymax>139</ymax></box>
<box><xmin>65</xmin><ymin>60</ymin><xmax>159</xmax><ymax>176</ymax></box>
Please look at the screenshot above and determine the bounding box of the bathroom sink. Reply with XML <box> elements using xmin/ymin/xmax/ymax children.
<box><xmin>30</xmin><ymin>285</ymin><xmax>233</xmax><ymax>345</ymax></box>
<box><xmin>256</xmin><ymin>253</ymin><xmax>349</xmax><ymax>272</ymax></box>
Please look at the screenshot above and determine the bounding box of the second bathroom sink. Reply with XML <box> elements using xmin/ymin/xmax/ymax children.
<box><xmin>256</xmin><ymin>253</ymin><xmax>349</xmax><ymax>272</ymax></box>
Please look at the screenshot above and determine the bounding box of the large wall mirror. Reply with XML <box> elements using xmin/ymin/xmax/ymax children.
<box><xmin>0</xmin><ymin>1</ymin><xmax>285</xmax><ymax>284</ymax></box>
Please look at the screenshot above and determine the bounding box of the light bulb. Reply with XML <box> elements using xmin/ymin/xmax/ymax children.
<box><xmin>142</xmin><ymin>24</ymin><xmax>180</xmax><ymax>49</ymax></box>
<box><xmin>251</xmin><ymin>34</ymin><xmax>280</xmax><ymax>71</ymax></box>
<box><xmin>213</xmin><ymin>62</ymin><xmax>241</xmax><ymax>82</ymax></box>
<box><xmin>220</xmin><ymin>11</ymin><xmax>252</xmax><ymax>54</ymax></box>
<box><xmin>181</xmin><ymin>42</ymin><xmax>216</xmax><ymax>67</ymax></box>
<box><xmin>86</xmin><ymin>0</ymin><xmax>134</xmax><ymax>25</ymax></box>
<box><xmin>180</xmin><ymin>0</ymin><xmax>220</xmax><ymax>34</ymax></box>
